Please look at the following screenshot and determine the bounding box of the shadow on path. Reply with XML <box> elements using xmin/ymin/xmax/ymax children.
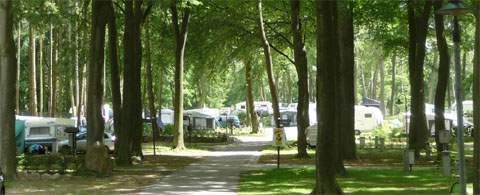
<box><xmin>140</xmin><ymin>135</ymin><xmax>271</xmax><ymax>195</ymax></box>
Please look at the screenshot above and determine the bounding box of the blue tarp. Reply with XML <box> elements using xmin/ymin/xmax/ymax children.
<box><xmin>15</xmin><ymin>120</ymin><xmax>25</xmax><ymax>154</ymax></box>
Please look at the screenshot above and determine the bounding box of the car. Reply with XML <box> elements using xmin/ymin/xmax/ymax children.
<box><xmin>58</xmin><ymin>132</ymin><xmax>115</xmax><ymax>153</ymax></box>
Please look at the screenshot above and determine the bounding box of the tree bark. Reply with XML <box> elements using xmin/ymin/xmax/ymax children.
<box><xmin>379</xmin><ymin>54</ymin><xmax>386</xmax><ymax>115</ymax></box>
<box><xmin>433</xmin><ymin>0</ymin><xmax>450</xmax><ymax>159</ymax></box>
<box><xmin>313</xmin><ymin>0</ymin><xmax>343</xmax><ymax>194</ymax></box>
<box><xmin>0</xmin><ymin>0</ymin><xmax>18</xmax><ymax>180</ymax></box>
<box><xmin>258</xmin><ymin>0</ymin><xmax>281</xmax><ymax>129</ymax></box>
<box><xmin>38</xmin><ymin>34</ymin><xmax>44</xmax><ymax>114</ymax></box>
<box><xmin>86</xmin><ymin>0</ymin><xmax>111</xmax><ymax>175</ymax></box>
<box><xmin>28</xmin><ymin>25</ymin><xmax>37</xmax><ymax>116</ymax></box>
<box><xmin>407</xmin><ymin>0</ymin><xmax>432</xmax><ymax>150</ymax></box>
<box><xmin>389</xmin><ymin>53</ymin><xmax>397</xmax><ymax>116</ymax></box>
<box><xmin>472</xmin><ymin>0</ymin><xmax>480</xmax><ymax>193</ymax></box>
<box><xmin>428</xmin><ymin>51</ymin><xmax>439</xmax><ymax>103</ymax></box>
<box><xmin>145</xmin><ymin>21</ymin><xmax>159</xmax><ymax>139</ymax></box>
<box><xmin>16</xmin><ymin>21</ymin><xmax>20</xmax><ymax>114</ymax></box>
<box><xmin>107</xmin><ymin>2</ymin><xmax>122</xmax><ymax>147</ymax></box>
<box><xmin>290</xmin><ymin>0</ymin><xmax>310</xmax><ymax>159</ymax></box>
<box><xmin>171</xmin><ymin>0</ymin><xmax>190</xmax><ymax>150</ymax></box>
<box><xmin>48</xmin><ymin>24</ymin><xmax>56</xmax><ymax>117</ymax></box>
<box><xmin>245</xmin><ymin>58</ymin><xmax>259</xmax><ymax>134</ymax></box>
<box><xmin>117</xmin><ymin>0</ymin><xmax>146</xmax><ymax>164</ymax></box>
<box><xmin>337</xmin><ymin>0</ymin><xmax>356</xmax><ymax>167</ymax></box>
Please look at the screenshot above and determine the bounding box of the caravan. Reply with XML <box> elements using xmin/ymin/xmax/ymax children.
<box><xmin>305</xmin><ymin>105</ymin><xmax>384</xmax><ymax>146</ymax></box>
<box><xmin>19</xmin><ymin>116</ymin><xmax>76</xmax><ymax>153</ymax></box>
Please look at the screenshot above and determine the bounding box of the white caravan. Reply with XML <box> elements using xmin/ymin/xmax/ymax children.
<box><xmin>305</xmin><ymin>105</ymin><xmax>384</xmax><ymax>146</ymax></box>
<box><xmin>235</xmin><ymin>101</ymin><xmax>273</xmax><ymax>115</ymax></box>
<box><xmin>22</xmin><ymin>117</ymin><xmax>76</xmax><ymax>153</ymax></box>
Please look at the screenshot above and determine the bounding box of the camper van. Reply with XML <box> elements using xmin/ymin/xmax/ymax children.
<box><xmin>305</xmin><ymin>105</ymin><xmax>383</xmax><ymax>146</ymax></box>
<box><xmin>23</xmin><ymin>117</ymin><xmax>75</xmax><ymax>153</ymax></box>
<box><xmin>235</xmin><ymin>101</ymin><xmax>273</xmax><ymax>115</ymax></box>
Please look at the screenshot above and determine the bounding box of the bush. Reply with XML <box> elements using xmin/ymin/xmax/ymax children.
<box><xmin>163</xmin><ymin>124</ymin><xmax>174</xmax><ymax>135</ymax></box>
<box><xmin>259</xmin><ymin>115</ymin><xmax>272</xmax><ymax>128</ymax></box>
<box><xmin>237</xmin><ymin>111</ymin><xmax>248</xmax><ymax>126</ymax></box>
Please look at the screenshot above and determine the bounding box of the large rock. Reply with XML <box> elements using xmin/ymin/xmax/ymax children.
<box><xmin>85</xmin><ymin>142</ymin><xmax>113</xmax><ymax>176</ymax></box>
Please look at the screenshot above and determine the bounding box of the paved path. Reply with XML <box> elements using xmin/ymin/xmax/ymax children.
<box><xmin>140</xmin><ymin>135</ymin><xmax>272</xmax><ymax>195</ymax></box>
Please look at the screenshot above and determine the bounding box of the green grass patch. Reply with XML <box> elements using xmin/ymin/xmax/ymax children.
<box><xmin>239</xmin><ymin>167</ymin><xmax>456</xmax><ymax>195</ymax></box>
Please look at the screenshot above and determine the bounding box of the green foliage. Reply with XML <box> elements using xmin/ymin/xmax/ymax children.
<box><xmin>163</xmin><ymin>124</ymin><xmax>175</xmax><ymax>136</ymax></box>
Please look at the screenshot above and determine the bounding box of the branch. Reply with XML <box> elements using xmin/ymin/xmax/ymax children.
<box><xmin>114</xmin><ymin>1</ymin><xmax>126</xmax><ymax>14</ymax></box>
<box><xmin>264</xmin><ymin>22</ymin><xmax>293</xmax><ymax>47</ymax></box>
<box><xmin>180</xmin><ymin>7</ymin><xmax>190</xmax><ymax>36</ymax></box>
<box><xmin>142</xmin><ymin>0</ymin><xmax>154</xmax><ymax>22</ymax></box>
<box><xmin>269</xmin><ymin>42</ymin><xmax>295</xmax><ymax>65</ymax></box>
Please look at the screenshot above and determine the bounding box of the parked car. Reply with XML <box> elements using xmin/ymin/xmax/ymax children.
<box><xmin>58</xmin><ymin>132</ymin><xmax>115</xmax><ymax>153</ymax></box>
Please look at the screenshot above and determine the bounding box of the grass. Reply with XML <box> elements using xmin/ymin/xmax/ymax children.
<box><xmin>239</xmin><ymin>167</ymin><xmax>456</xmax><ymax>195</ymax></box>
<box><xmin>259</xmin><ymin>146</ymin><xmax>437</xmax><ymax>166</ymax></box>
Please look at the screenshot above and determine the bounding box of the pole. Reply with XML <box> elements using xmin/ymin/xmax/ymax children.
<box><xmin>453</xmin><ymin>16</ymin><xmax>467</xmax><ymax>195</ymax></box>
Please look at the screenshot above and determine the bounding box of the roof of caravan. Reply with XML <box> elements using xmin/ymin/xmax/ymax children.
<box><xmin>18</xmin><ymin>116</ymin><xmax>75</xmax><ymax>127</ymax></box>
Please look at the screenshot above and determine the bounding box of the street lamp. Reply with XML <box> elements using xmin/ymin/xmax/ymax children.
<box><xmin>437</xmin><ymin>1</ymin><xmax>471</xmax><ymax>194</ymax></box>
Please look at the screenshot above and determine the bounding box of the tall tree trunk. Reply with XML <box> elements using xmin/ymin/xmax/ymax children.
<box><xmin>370</xmin><ymin>68</ymin><xmax>378</xmax><ymax>99</ymax></box>
<box><xmin>49</xmin><ymin>24</ymin><xmax>56</xmax><ymax>117</ymax></box>
<box><xmin>171</xmin><ymin>0</ymin><xmax>190</xmax><ymax>150</ymax></box>
<box><xmin>290</xmin><ymin>0</ymin><xmax>310</xmax><ymax>159</ymax></box>
<box><xmin>75</xmin><ymin>28</ymin><xmax>83</xmax><ymax>128</ymax></box>
<box><xmin>258</xmin><ymin>0</ymin><xmax>281</xmax><ymax>129</ymax></box>
<box><xmin>336</xmin><ymin>0</ymin><xmax>356</xmax><ymax>174</ymax></box>
<box><xmin>389</xmin><ymin>53</ymin><xmax>397</xmax><ymax>116</ymax></box>
<box><xmin>107</xmin><ymin>3</ymin><xmax>122</xmax><ymax>140</ymax></box>
<box><xmin>86</xmin><ymin>0</ymin><xmax>111</xmax><ymax>174</ymax></box>
<box><xmin>38</xmin><ymin>35</ymin><xmax>43</xmax><ymax>114</ymax></box>
<box><xmin>16</xmin><ymin>21</ymin><xmax>20</xmax><ymax>114</ymax></box>
<box><xmin>379</xmin><ymin>54</ymin><xmax>386</xmax><ymax>115</ymax></box>
<box><xmin>428</xmin><ymin>51</ymin><xmax>439</xmax><ymax>103</ymax></box>
<box><xmin>28</xmin><ymin>25</ymin><xmax>37</xmax><ymax>116</ymax></box>
<box><xmin>0</xmin><ymin>0</ymin><xmax>18</xmax><ymax>180</ymax></box>
<box><xmin>313</xmin><ymin>0</ymin><xmax>342</xmax><ymax>194</ymax></box>
<box><xmin>472</xmin><ymin>0</ymin><xmax>480</xmax><ymax>193</ymax></box>
<box><xmin>360</xmin><ymin>67</ymin><xmax>368</xmax><ymax>99</ymax></box>
<box><xmin>158</xmin><ymin>66</ymin><xmax>163</xmax><ymax>130</ymax></box>
<box><xmin>245</xmin><ymin>58</ymin><xmax>259</xmax><ymax>134</ymax></box>
<box><xmin>145</xmin><ymin>21</ymin><xmax>159</xmax><ymax>139</ymax></box>
<box><xmin>117</xmin><ymin>0</ymin><xmax>145</xmax><ymax>164</ymax></box>
<box><xmin>433</xmin><ymin>0</ymin><xmax>450</xmax><ymax>159</ymax></box>
<box><xmin>407</xmin><ymin>0</ymin><xmax>431</xmax><ymax>150</ymax></box>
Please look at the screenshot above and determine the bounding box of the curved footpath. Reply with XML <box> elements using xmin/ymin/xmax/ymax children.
<box><xmin>140</xmin><ymin>134</ymin><xmax>274</xmax><ymax>195</ymax></box>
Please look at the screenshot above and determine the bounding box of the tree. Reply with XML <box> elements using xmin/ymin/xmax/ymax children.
<box><xmin>245</xmin><ymin>58</ymin><xmax>259</xmax><ymax>134</ymax></box>
<box><xmin>407</xmin><ymin>0</ymin><xmax>432</xmax><ymax>151</ymax></box>
<box><xmin>389</xmin><ymin>53</ymin><xmax>397</xmax><ymax>116</ymax></box>
<box><xmin>433</xmin><ymin>0</ymin><xmax>450</xmax><ymax>158</ymax></box>
<box><xmin>145</xmin><ymin>21</ymin><xmax>159</xmax><ymax>140</ymax></box>
<box><xmin>0</xmin><ymin>0</ymin><xmax>18</xmax><ymax>180</ymax></box>
<box><xmin>85</xmin><ymin>0</ymin><xmax>112</xmax><ymax>175</ymax></box>
<box><xmin>313</xmin><ymin>0</ymin><xmax>342</xmax><ymax>194</ymax></box>
<box><xmin>473</xmin><ymin>0</ymin><xmax>480</xmax><ymax>193</ymax></box>
<box><xmin>171</xmin><ymin>0</ymin><xmax>190</xmax><ymax>150</ymax></box>
<box><xmin>257</xmin><ymin>0</ymin><xmax>281</xmax><ymax>129</ymax></box>
<box><xmin>116</xmin><ymin>0</ymin><xmax>153</xmax><ymax>164</ymax></box>
<box><xmin>28</xmin><ymin>25</ymin><xmax>37</xmax><ymax>115</ymax></box>
<box><xmin>336</xmin><ymin>0</ymin><xmax>356</xmax><ymax>174</ymax></box>
<box><xmin>290</xmin><ymin>0</ymin><xmax>310</xmax><ymax>159</ymax></box>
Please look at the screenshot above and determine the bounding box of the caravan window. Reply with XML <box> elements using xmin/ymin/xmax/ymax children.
<box><xmin>241</xmin><ymin>105</ymin><xmax>246</xmax><ymax>109</ymax></box>
<box><xmin>30</xmin><ymin>127</ymin><xmax>51</xmax><ymax>136</ymax></box>
<box><xmin>364</xmin><ymin>113</ymin><xmax>372</xmax><ymax>118</ymax></box>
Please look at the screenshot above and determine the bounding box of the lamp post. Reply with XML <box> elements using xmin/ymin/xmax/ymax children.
<box><xmin>437</xmin><ymin>1</ymin><xmax>470</xmax><ymax>194</ymax></box>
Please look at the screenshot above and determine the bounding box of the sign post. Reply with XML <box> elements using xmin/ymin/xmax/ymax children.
<box><xmin>273</xmin><ymin>127</ymin><xmax>287</xmax><ymax>168</ymax></box>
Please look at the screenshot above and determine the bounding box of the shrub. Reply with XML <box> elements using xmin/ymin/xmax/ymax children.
<box><xmin>163</xmin><ymin>124</ymin><xmax>174</xmax><ymax>135</ymax></box>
